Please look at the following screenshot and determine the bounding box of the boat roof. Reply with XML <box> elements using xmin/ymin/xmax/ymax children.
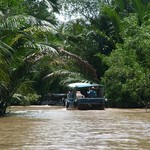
<box><xmin>68</xmin><ymin>82</ymin><xmax>101</xmax><ymax>88</ymax></box>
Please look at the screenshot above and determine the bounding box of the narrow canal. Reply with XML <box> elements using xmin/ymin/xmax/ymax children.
<box><xmin>0</xmin><ymin>106</ymin><xmax>149</xmax><ymax>150</ymax></box>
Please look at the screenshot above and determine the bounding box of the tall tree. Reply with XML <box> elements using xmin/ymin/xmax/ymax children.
<box><xmin>101</xmin><ymin>5</ymin><xmax>150</xmax><ymax>107</ymax></box>
<box><xmin>0</xmin><ymin>0</ymin><xmax>59</xmax><ymax>115</ymax></box>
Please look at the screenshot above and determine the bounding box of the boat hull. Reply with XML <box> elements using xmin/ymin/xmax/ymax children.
<box><xmin>77</xmin><ymin>98</ymin><xmax>105</xmax><ymax>110</ymax></box>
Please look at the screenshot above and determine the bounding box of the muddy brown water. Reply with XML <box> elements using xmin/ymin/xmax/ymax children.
<box><xmin>0</xmin><ymin>106</ymin><xmax>150</xmax><ymax>150</ymax></box>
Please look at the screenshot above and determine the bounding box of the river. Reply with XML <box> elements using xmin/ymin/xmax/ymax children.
<box><xmin>0</xmin><ymin>106</ymin><xmax>149</xmax><ymax>150</ymax></box>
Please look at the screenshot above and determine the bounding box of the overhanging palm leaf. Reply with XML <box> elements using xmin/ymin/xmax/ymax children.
<box><xmin>43</xmin><ymin>69</ymin><xmax>85</xmax><ymax>86</ymax></box>
<box><xmin>58</xmin><ymin>48</ymin><xmax>98</xmax><ymax>81</ymax></box>
<box><xmin>43</xmin><ymin>70</ymin><xmax>81</xmax><ymax>79</ymax></box>
<box><xmin>24</xmin><ymin>44</ymin><xmax>58</xmax><ymax>64</ymax></box>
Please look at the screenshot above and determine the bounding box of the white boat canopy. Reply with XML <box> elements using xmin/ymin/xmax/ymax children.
<box><xmin>68</xmin><ymin>82</ymin><xmax>100</xmax><ymax>88</ymax></box>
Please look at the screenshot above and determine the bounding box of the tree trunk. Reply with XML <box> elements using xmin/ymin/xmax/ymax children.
<box><xmin>0</xmin><ymin>101</ymin><xmax>7</xmax><ymax>116</ymax></box>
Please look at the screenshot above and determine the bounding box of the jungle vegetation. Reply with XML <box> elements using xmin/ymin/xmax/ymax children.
<box><xmin>0</xmin><ymin>0</ymin><xmax>149</xmax><ymax>115</ymax></box>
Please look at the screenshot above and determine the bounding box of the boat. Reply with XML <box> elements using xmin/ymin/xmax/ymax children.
<box><xmin>65</xmin><ymin>82</ymin><xmax>105</xmax><ymax>110</ymax></box>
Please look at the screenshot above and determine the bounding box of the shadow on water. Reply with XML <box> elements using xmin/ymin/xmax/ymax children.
<box><xmin>0</xmin><ymin>106</ymin><xmax>150</xmax><ymax>150</ymax></box>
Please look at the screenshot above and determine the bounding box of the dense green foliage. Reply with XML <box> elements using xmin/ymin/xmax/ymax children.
<box><xmin>101</xmin><ymin>1</ymin><xmax>150</xmax><ymax>107</ymax></box>
<box><xmin>0</xmin><ymin>0</ymin><xmax>60</xmax><ymax>114</ymax></box>
<box><xmin>58</xmin><ymin>0</ymin><xmax>150</xmax><ymax>107</ymax></box>
<box><xmin>102</xmin><ymin>15</ymin><xmax>150</xmax><ymax>107</ymax></box>
<box><xmin>0</xmin><ymin>0</ymin><xmax>150</xmax><ymax>115</ymax></box>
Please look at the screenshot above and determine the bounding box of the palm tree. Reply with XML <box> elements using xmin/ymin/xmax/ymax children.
<box><xmin>0</xmin><ymin>0</ymin><xmax>59</xmax><ymax>115</ymax></box>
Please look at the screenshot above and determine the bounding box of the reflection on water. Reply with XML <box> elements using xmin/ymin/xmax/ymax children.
<box><xmin>0</xmin><ymin>106</ymin><xmax>150</xmax><ymax>150</ymax></box>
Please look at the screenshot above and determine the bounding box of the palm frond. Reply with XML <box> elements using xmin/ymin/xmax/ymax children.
<box><xmin>103</xmin><ymin>6</ymin><xmax>121</xmax><ymax>33</ymax></box>
<box><xmin>132</xmin><ymin>0</ymin><xmax>143</xmax><ymax>13</ymax></box>
<box><xmin>44</xmin><ymin>0</ymin><xmax>59</xmax><ymax>12</ymax></box>
<box><xmin>23</xmin><ymin>43</ymin><xmax>58</xmax><ymax>65</ymax></box>
<box><xmin>113</xmin><ymin>0</ymin><xmax>126</xmax><ymax>12</ymax></box>
<box><xmin>24</xmin><ymin>42</ymin><xmax>58</xmax><ymax>54</ymax></box>
<box><xmin>0</xmin><ymin>15</ymin><xmax>37</xmax><ymax>30</ymax></box>
<box><xmin>0</xmin><ymin>82</ymin><xmax>9</xmax><ymax>92</ymax></box>
<box><xmin>0</xmin><ymin>15</ymin><xmax>56</xmax><ymax>30</ymax></box>
<box><xmin>58</xmin><ymin>48</ymin><xmax>98</xmax><ymax>81</ymax></box>
<box><xmin>43</xmin><ymin>69</ymin><xmax>80</xmax><ymax>79</ymax></box>
<box><xmin>9</xmin><ymin>34</ymin><xmax>25</xmax><ymax>47</ymax></box>
<box><xmin>60</xmin><ymin>77</ymin><xmax>90</xmax><ymax>86</ymax></box>
<box><xmin>132</xmin><ymin>0</ymin><xmax>145</xmax><ymax>25</ymax></box>
<box><xmin>0</xmin><ymin>40</ymin><xmax>14</xmax><ymax>62</ymax></box>
<box><xmin>24</xmin><ymin>25</ymin><xmax>57</xmax><ymax>35</ymax></box>
<box><xmin>43</xmin><ymin>69</ymin><xmax>86</xmax><ymax>86</ymax></box>
<box><xmin>12</xmin><ymin>94</ymin><xmax>24</xmax><ymax>101</ymax></box>
<box><xmin>0</xmin><ymin>67</ymin><xmax>10</xmax><ymax>85</ymax></box>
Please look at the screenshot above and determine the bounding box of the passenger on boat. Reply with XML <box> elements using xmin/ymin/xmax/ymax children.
<box><xmin>66</xmin><ymin>90</ymin><xmax>74</xmax><ymax>108</ymax></box>
<box><xmin>87</xmin><ymin>87</ymin><xmax>97</xmax><ymax>98</ymax></box>
<box><xmin>67</xmin><ymin>90</ymin><xmax>74</xmax><ymax>98</ymax></box>
<box><xmin>76</xmin><ymin>91</ymin><xmax>85</xmax><ymax>99</ymax></box>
